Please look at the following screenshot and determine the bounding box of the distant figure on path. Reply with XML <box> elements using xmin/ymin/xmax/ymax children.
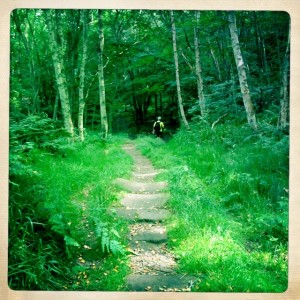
<box><xmin>153</xmin><ymin>116</ymin><xmax>164</xmax><ymax>138</ymax></box>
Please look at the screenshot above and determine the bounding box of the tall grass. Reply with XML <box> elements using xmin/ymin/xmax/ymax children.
<box><xmin>9</xmin><ymin>133</ymin><xmax>132</xmax><ymax>290</ymax></box>
<box><xmin>135</xmin><ymin>122</ymin><xmax>288</xmax><ymax>292</ymax></box>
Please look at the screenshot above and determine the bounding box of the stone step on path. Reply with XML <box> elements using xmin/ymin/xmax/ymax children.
<box><xmin>110</xmin><ymin>207</ymin><xmax>171</xmax><ymax>222</ymax></box>
<box><xmin>127</xmin><ymin>275</ymin><xmax>196</xmax><ymax>292</ymax></box>
<box><xmin>129</xmin><ymin>240</ymin><xmax>165</xmax><ymax>252</ymax></box>
<box><xmin>132</xmin><ymin>171</ymin><xmax>161</xmax><ymax>183</ymax></box>
<box><xmin>111</xmin><ymin>143</ymin><xmax>197</xmax><ymax>292</ymax></box>
<box><xmin>129</xmin><ymin>223</ymin><xmax>168</xmax><ymax>245</ymax></box>
<box><xmin>121</xmin><ymin>193</ymin><xmax>169</xmax><ymax>209</ymax></box>
<box><xmin>114</xmin><ymin>178</ymin><xmax>168</xmax><ymax>194</ymax></box>
<box><xmin>130</xmin><ymin>229</ymin><xmax>167</xmax><ymax>243</ymax></box>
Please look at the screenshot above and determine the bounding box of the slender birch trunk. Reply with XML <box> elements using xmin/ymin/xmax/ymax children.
<box><xmin>78</xmin><ymin>10</ymin><xmax>88</xmax><ymax>141</ymax></box>
<box><xmin>45</xmin><ymin>10</ymin><xmax>74</xmax><ymax>138</ymax></box>
<box><xmin>279</xmin><ymin>20</ymin><xmax>290</xmax><ymax>130</ymax></box>
<box><xmin>98</xmin><ymin>10</ymin><xmax>108</xmax><ymax>138</ymax></box>
<box><xmin>194</xmin><ymin>11</ymin><xmax>205</xmax><ymax>117</ymax></box>
<box><xmin>228</xmin><ymin>11</ymin><xmax>258</xmax><ymax>130</ymax></box>
<box><xmin>170</xmin><ymin>10</ymin><xmax>189</xmax><ymax>128</ymax></box>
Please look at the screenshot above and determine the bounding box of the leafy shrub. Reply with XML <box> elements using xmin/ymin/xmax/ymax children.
<box><xmin>10</xmin><ymin>115</ymin><xmax>71</xmax><ymax>177</ymax></box>
<box><xmin>8</xmin><ymin>185</ymin><xmax>74</xmax><ymax>290</ymax></box>
<box><xmin>9</xmin><ymin>127</ymin><xmax>132</xmax><ymax>290</ymax></box>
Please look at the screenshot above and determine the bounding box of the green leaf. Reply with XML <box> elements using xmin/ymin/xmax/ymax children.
<box><xmin>109</xmin><ymin>239</ymin><xmax>125</xmax><ymax>256</ymax></box>
<box><xmin>64</xmin><ymin>236</ymin><xmax>80</xmax><ymax>247</ymax></box>
<box><xmin>51</xmin><ymin>225</ymin><xmax>64</xmax><ymax>235</ymax></box>
<box><xmin>111</xmin><ymin>228</ymin><xmax>121</xmax><ymax>238</ymax></box>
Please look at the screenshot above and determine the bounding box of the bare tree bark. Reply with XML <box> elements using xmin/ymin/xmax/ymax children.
<box><xmin>78</xmin><ymin>10</ymin><xmax>89</xmax><ymax>141</ymax></box>
<box><xmin>45</xmin><ymin>9</ymin><xmax>74</xmax><ymax>138</ymax></box>
<box><xmin>98</xmin><ymin>10</ymin><xmax>108</xmax><ymax>138</ymax></box>
<box><xmin>228</xmin><ymin>11</ymin><xmax>258</xmax><ymax>130</ymax></box>
<box><xmin>170</xmin><ymin>10</ymin><xmax>189</xmax><ymax>129</ymax></box>
<box><xmin>279</xmin><ymin>20</ymin><xmax>290</xmax><ymax>130</ymax></box>
<box><xmin>194</xmin><ymin>11</ymin><xmax>205</xmax><ymax>117</ymax></box>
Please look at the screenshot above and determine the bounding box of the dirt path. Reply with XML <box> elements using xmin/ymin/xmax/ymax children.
<box><xmin>111</xmin><ymin>143</ymin><xmax>196</xmax><ymax>292</ymax></box>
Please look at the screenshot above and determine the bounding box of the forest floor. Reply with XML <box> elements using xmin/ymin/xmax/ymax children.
<box><xmin>8</xmin><ymin>129</ymin><xmax>288</xmax><ymax>292</ymax></box>
<box><xmin>111</xmin><ymin>143</ymin><xmax>197</xmax><ymax>291</ymax></box>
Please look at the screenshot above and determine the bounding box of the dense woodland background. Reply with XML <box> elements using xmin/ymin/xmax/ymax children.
<box><xmin>9</xmin><ymin>9</ymin><xmax>289</xmax><ymax>292</ymax></box>
<box><xmin>10</xmin><ymin>9</ymin><xmax>290</xmax><ymax>135</ymax></box>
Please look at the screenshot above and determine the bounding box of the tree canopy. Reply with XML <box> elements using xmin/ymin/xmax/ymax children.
<box><xmin>10</xmin><ymin>9</ymin><xmax>290</xmax><ymax>137</ymax></box>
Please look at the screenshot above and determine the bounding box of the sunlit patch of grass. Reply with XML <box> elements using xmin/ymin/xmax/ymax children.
<box><xmin>173</xmin><ymin>231</ymin><xmax>287</xmax><ymax>292</ymax></box>
<box><xmin>134</xmin><ymin>122</ymin><xmax>288</xmax><ymax>293</ymax></box>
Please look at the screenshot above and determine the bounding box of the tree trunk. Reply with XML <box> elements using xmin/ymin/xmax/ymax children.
<box><xmin>159</xmin><ymin>92</ymin><xmax>163</xmax><ymax>117</ymax></box>
<box><xmin>253</xmin><ymin>12</ymin><xmax>270</xmax><ymax>85</ymax></box>
<box><xmin>170</xmin><ymin>10</ymin><xmax>189</xmax><ymax>128</ymax></box>
<box><xmin>67</xmin><ymin>11</ymin><xmax>81</xmax><ymax>124</ymax></box>
<box><xmin>228</xmin><ymin>11</ymin><xmax>258</xmax><ymax>130</ymax></box>
<box><xmin>12</xmin><ymin>11</ymin><xmax>41</xmax><ymax>114</ymax></box>
<box><xmin>216</xmin><ymin>14</ymin><xmax>231</xmax><ymax>81</ymax></box>
<box><xmin>207</xmin><ymin>39</ymin><xmax>222</xmax><ymax>82</ymax></box>
<box><xmin>53</xmin><ymin>94</ymin><xmax>59</xmax><ymax>121</ymax></box>
<box><xmin>45</xmin><ymin>10</ymin><xmax>74</xmax><ymax>138</ymax></box>
<box><xmin>98</xmin><ymin>10</ymin><xmax>108</xmax><ymax>138</ymax></box>
<box><xmin>78</xmin><ymin>10</ymin><xmax>89</xmax><ymax>141</ymax></box>
<box><xmin>154</xmin><ymin>93</ymin><xmax>158</xmax><ymax>117</ymax></box>
<box><xmin>279</xmin><ymin>20</ymin><xmax>290</xmax><ymax>130</ymax></box>
<box><xmin>143</xmin><ymin>93</ymin><xmax>151</xmax><ymax>122</ymax></box>
<box><xmin>92</xmin><ymin>104</ymin><xmax>97</xmax><ymax>131</ymax></box>
<box><xmin>230</xmin><ymin>66</ymin><xmax>239</xmax><ymax>115</ymax></box>
<box><xmin>194</xmin><ymin>11</ymin><xmax>205</xmax><ymax>117</ymax></box>
<box><xmin>276</xmin><ymin>27</ymin><xmax>282</xmax><ymax>77</ymax></box>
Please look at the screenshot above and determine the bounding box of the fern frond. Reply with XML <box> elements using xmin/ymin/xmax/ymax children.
<box><xmin>109</xmin><ymin>239</ymin><xmax>125</xmax><ymax>256</ymax></box>
<box><xmin>95</xmin><ymin>221</ymin><xmax>125</xmax><ymax>256</ymax></box>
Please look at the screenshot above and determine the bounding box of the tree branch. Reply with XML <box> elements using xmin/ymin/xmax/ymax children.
<box><xmin>211</xmin><ymin>113</ymin><xmax>228</xmax><ymax>129</ymax></box>
<box><xmin>181</xmin><ymin>50</ymin><xmax>194</xmax><ymax>72</ymax></box>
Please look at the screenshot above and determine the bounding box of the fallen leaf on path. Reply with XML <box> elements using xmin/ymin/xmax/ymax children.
<box><xmin>126</xmin><ymin>247</ymin><xmax>140</xmax><ymax>256</ymax></box>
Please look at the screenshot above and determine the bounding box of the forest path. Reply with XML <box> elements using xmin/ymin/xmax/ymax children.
<box><xmin>112</xmin><ymin>143</ymin><xmax>196</xmax><ymax>292</ymax></box>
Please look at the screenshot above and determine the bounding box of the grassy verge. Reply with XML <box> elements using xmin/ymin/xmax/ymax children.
<box><xmin>135</xmin><ymin>122</ymin><xmax>288</xmax><ymax>292</ymax></box>
<box><xmin>9</xmin><ymin>133</ymin><xmax>133</xmax><ymax>290</ymax></box>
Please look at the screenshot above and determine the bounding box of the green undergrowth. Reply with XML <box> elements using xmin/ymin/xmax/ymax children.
<box><xmin>135</xmin><ymin>121</ymin><xmax>288</xmax><ymax>292</ymax></box>
<box><xmin>9</xmin><ymin>130</ymin><xmax>133</xmax><ymax>291</ymax></box>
